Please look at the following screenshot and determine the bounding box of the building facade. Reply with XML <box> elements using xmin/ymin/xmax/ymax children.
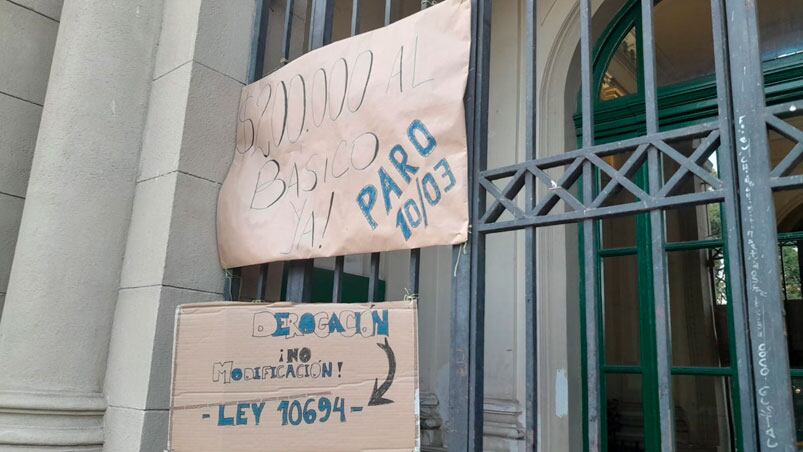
<box><xmin>0</xmin><ymin>0</ymin><xmax>801</xmax><ymax>451</ymax></box>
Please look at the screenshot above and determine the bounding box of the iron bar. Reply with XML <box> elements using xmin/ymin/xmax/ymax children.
<box><xmin>224</xmin><ymin>267</ymin><xmax>242</xmax><ymax>301</ymax></box>
<box><xmin>772</xmin><ymin>174</ymin><xmax>803</xmax><ymax>191</ymax></box>
<box><xmin>251</xmin><ymin>0</ymin><xmax>270</xmax><ymax>80</ymax></box>
<box><xmin>465</xmin><ymin>0</ymin><xmax>490</xmax><ymax>447</ymax></box>
<box><xmin>524</xmin><ymin>0</ymin><xmax>538</xmax><ymax>449</ymax></box>
<box><xmin>351</xmin><ymin>0</ymin><xmax>361</xmax><ymax>36</ymax></box>
<box><xmin>309</xmin><ymin>0</ymin><xmax>334</xmax><ymax>50</ymax></box>
<box><xmin>448</xmin><ymin>0</ymin><xmax>487</xmax><ymax>449</ymax></box>
<box><xmin>286</xmin><ymin>0</ymin><xmax>335</xmax><ymax>302</ymax></box>
<box><xmin>765</xmin><ymin>100</ymin><xmax>803</xmax><ymax>117</ymax></box>
<box><xmin>384</xmin><ymin>0</ymin><xmax>393</xmax><ymax>26</ymax></box>
<box><xmin>417</xmin><ymin>3</ymin><xmax>435</xmax><ymax>311</ymax></box>
<box><xmin>233</xmin><ymin>0</ymin><xmax>271</xmax><ymax>305</ymax></box>
<box><xmin>286</xmin><ymin>259</ymin><xmax>314</xmax><ymax>301</ymax></box>
<box><xmin>409</xmin><ymin>248</ymin><xmax>421</xmax><ymax>295</ymax></box>
<box><xmin>709</xmin><ymin>0</ymin><xmax>758</xmax><ymax>446</ymax></box>
<box><xmin>725</xmin><ymin>0</ymin><xmax>796</xmax><ymax>449</ymax></box>
<box><xmin>368</xmin><ymin>252</ymin><xmax>381</xmax><ymax>301</ymax></box>
<box><xmin>256</xmin><ymin>263</ymin><xmax>269</xmax><ymax>300</ymax></box>
<box><xmin>478</xmin><ymin>187</ymin><xmax>725</xmax><ymax>233</ymax></box>
<box><xmin>580</xmin><ymin>0</ymin><xmax>601</xmax><ymax>450</ymax></box>
<box><xmin>640</xmin><ymin>0</ymin><xmax>674</xmax><ymax>448</ymax></box>
<box><xmin>332</xmin><ymin>256</ymin><xmax>344</xmax><ymax>302</ymax></box>
<box><xmin>281</xmin><ymin>0</ymin><xmax>295</xmax><ymax>64</ymax></box>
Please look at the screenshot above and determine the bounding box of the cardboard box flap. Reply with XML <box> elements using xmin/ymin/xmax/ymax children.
<box><xmin>169</xmin><ymin>301</ymin><xmax>419</xmax><ymax>452</ymax></box>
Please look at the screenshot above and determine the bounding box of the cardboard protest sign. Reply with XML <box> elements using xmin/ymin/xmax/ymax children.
<box><xmin>217</xmin><ymin>0</ymin><xmax>471</xmax><ymax>268</ymax></box>
<box><xmin>168</xmin><ymin>301</ymin><xmax>419</xmax><ymax>451</ymax></box>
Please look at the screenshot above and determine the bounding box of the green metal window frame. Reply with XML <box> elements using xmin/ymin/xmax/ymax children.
<box><xmin>575</xmin><ymin>0</ymin><xmax>803</xmax><ymax>450</ymax></box>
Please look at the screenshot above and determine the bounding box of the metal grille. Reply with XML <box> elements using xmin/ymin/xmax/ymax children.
<box><xmin>464</xmin><ymin>0</ymin><xmax>800</xmax><ymax>450</ymax></box>
<box><xmin>225</xmin><ymin>0</ymin><xmax>426</xmax><ymax>307</ymax></box>
<box><xmin>227</xmin><ymin>0</ymin><xmax>803</xmax><ymax>450</ymax></box>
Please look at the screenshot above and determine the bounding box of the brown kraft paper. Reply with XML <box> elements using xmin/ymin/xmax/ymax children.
<box><xmin>217</xmin><ymin>0</ymin><xmax>471</xmax><ymax>268</ymax></box>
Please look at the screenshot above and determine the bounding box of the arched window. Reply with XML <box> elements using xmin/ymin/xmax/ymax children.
<box><xmin>575</xmin><ymin>1</ymin><xmax>803</xmax><ymax>450</ymax></box>
<box><xmin>578</xmin><ymin>0</ymin><xmax>803</xmax><ymax>142</ymax></box>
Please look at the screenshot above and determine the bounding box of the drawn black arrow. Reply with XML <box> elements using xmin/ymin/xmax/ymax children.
<box><xmin>368</xmin><ymin>337</ymin><xmax>396</xmax><ymax>406</ymax></box>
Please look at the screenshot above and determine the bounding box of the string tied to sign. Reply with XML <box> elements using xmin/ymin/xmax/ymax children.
<box><xmin>403</xmin><ymin>288</ymin><xmax>419</xmax><ymax>303</ymax></box>
<box><xmin>453</xmin><ymin>224</ymin><xmax>471</xmax><ymax>277</ymax></box>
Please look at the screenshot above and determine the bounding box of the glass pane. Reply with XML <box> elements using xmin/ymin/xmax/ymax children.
<box><xmin>662</xmin><ymin>136</ymin><xmax>722</xmax><ymax>243</ymax></box>
<box><xmin>673</xmin><ymin>375</ymin><xmax>734</xmax><ymax>451</ymax></box>
<box><xmin>768</xmin><ymin>114</ymin><xmax>803</xmax><ymax>180</ymax></box>
<box><xmin>793</xmin><ymin>377</ymin><xmax>803</xmax><ymax>444</ymax></box>
<box><xmin>606</xmin><ymin>374</ymin><xmax>644</xmax><ymax>451</ymax></box>
<box><xmin>668</xmin><ymin>249</ymin><xmax>730</xmax><ymax>367</ymax></box>
<box><xmin>758</xmin><ymin>0</ymin><xmax>803</xmax><ymax>61</ymax></box>
<box><xmin>773</xmin><ymin>188</ymin><xmax>803</xmax><ymax>370</ymax></box>
<box><xmin>600</xmin><ymin>26</ymin><xmax>638</xmax><ymax>101</ymax></box>
<box><xmin>780</xmin><ymin>242</ymin><xmax>802</xmax><ymax>302</ymax></box>
<box><xmin>665</xmin><ymin>203</ymin><xmax>722</xmax><ymax>243</ymax></box>
<box><xmin>782</xmin><ymin>241</ymin><xmax>803</xmax><ymax>369</ymax></box>
<box><xmin>654</xmin><ymin>0</ymin><xmax>716</xmax><ymax>87</ymax></box>
<box><xmin>649</xmin><ymin>0</ymin><xmax>802</xmax><ymax>88</ymax></box>
<box><xmin>599</xmin><ymin>151</ymin><xmax>643</xmax><ymax>249</ymax></box>
<box><xmin>774</xmin><ymin>187</ymin><xmax>803</xmax><ymax>234</ymax></box>
<box><xmin>601</xmin><ymin>214</ymin><xmax>638</xmax><ymax>249</ymax></box>
<box><xmin>603</xmin><ymin>255</ymin><xmax>640</xmax><ymax>365</ymax></box>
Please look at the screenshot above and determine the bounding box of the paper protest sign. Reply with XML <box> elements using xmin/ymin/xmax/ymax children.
<box><xmin>216</xmin><ymin>0</ymin><xmax>471</xmax><ymax>268</ymax></box>
<box><xmin>168</xmin><ymin>301</ymin><xmax>419</xmax><ymax>451</ymax></box>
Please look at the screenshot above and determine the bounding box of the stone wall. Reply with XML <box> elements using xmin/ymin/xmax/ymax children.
<box><xmin>0</xmin><ymin>0</ymin><xmax>61</xmax><ymax>314</ymax></box>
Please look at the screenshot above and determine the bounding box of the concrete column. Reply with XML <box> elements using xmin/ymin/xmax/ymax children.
<box><xmin>101</xmin><ymin>1</ymin><xmax>255</xmax><ymax>450</ymax></box>
<box><xmin>0</xmin><ymin>0</ymin><xmax>61</xmax><ymax>315</ymax></box>
<box><xmin>0</xmin><ymin>1</ymin><xmax>161</xmax><ymax>449</ymax></box>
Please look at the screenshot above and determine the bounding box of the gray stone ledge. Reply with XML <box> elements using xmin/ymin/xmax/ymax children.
<box><xmin>0</xmin><ymin>389</ymin><xmax>105</xmax><ymax>413</ymax></box>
